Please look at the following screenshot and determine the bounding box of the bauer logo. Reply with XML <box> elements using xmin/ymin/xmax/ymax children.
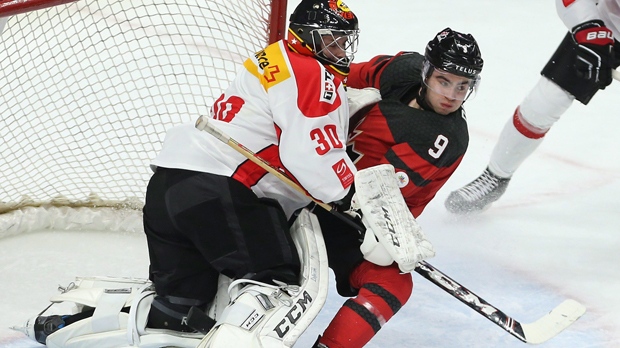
<box><xmin>455</xmin><ymin>42</ymin><xmax>473</xmax><ymax>53</ymax></box>
<box><xmin>273</xmin><ymin>290</ymin><xmax>313</xmax><ymax>338</ymax></box>
<box><xmin>332</xmin><ymin>158</ymin><xmax>353</xmax><ymax>189</ymax></box>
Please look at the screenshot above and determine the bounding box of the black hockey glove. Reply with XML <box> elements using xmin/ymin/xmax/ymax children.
<box><xmin>571</xmin><ymin>20</ymin><xmax>615</xmax><ymax>88</ymax></box>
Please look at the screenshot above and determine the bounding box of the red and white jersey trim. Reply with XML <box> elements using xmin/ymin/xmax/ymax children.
<box><xmin>151</xmin><ymin>40</ymin><xmax>355</xmax><ymax>217</ymax></box>
<box><xmin>556</xmin><ymin>0</ymin><xmax>620</xmax><ymax>39</ymax></box>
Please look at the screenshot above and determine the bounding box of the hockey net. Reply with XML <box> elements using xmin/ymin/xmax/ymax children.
<box><xmin>0</xmin><ymin>0</ymin><xmax>287</xmax><ymax>236</ymax></box>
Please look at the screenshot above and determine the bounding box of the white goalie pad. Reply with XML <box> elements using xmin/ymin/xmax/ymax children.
<box><xmin>14</xmin><ymin>209</ymin><xmax>328</xmax><ymax>348</ymax></box>
<box><xmin>197</xmin><ymin>207</ymin><xmax>329</xmax><ymax>348</ymax></box>
<box><xmin>16</xmin><ymin>276</ymin><xmax>204</xmax><ymax>348</ymax></box>
<box><xmin>355</xmin><ymin>164</ymin><xmax>436</xmax><ymax>273</ymax></box>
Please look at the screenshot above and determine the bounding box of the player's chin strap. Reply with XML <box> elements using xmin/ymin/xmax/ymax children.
<box><xmin>352</xmin><ymin>164</ymin><xmax>435</xmax><ymax>272</ymax></box>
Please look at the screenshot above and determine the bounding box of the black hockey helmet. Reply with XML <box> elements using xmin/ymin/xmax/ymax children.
<box><xmin>287</xmin><ymin>0</ymin><xmax>359</xmax><ymax>76</ymax></box>
<box><xmin>424</xmin><ymin>28</ymin><xmax>483</xmax><ymax>79</ymax></box>
<box><xmin>420</xmin><ymin>28</ymin><xmax>484</xmax><ymax>102</ymax></box>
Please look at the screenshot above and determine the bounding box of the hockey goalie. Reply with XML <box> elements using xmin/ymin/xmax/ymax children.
<box><xmin>12</xmin><ymin>164</ymin><xmax>434</xmax><ymax>348</ymax></box>
<box><xmin>12</xmin><ymin>207</ymin><xmax>329</xmax><ymax>348</ymax></box>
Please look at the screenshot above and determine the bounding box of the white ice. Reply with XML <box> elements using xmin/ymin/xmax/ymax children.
<box><xmin>1</xmin><ymin>0</ymin><xmax>619</xmax><ymax>347</ymax></box>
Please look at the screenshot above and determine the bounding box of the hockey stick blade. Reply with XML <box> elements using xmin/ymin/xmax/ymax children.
<box><xmin>195</xmin><ymin>116</ymin><xmax>587</xmax><ymax>344</ymax></box>
<box><xmin>415</xmin><ymin>261</ymin><xmax>586</xmax><ymax>344</ymax></box>
<box><xmin>613</xmin><ymin>69</ymin><xmax>620</xmax><ymax>82</ymax></box>
<box><xmin>519</xmin><ymin>299</ymin><xmax>586</xmax><ymax>344</ymax></box>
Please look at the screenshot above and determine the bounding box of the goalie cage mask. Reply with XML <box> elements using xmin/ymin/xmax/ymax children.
<box><xmin>288</xmin><ymin>0</ymin><xmax>359</xmax><ymax>76</ymax></box>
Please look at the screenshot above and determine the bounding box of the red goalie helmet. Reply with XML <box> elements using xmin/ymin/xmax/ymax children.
<box><xmin>287</xmin><ymin>0</ymin><xmax>359</xmax><ymax>76</ymax></box>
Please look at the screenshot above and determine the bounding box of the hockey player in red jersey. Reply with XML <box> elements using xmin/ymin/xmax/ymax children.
<box><xmin>312</xmin><ymin>28</ymin><xmax>484</xmax><ymax>348</ymax></box>
<box><xmin>445</xmin><ymin>0</ymin><xmax>619</xmax><ymax>214</ymax></box>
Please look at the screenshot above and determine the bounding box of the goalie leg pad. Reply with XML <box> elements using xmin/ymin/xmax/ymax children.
<box><xmin>17</xmin><ymin>276</ymin><xmax>204</xmax><ymax>348</ymax></box>
<box><xmin>198</xmin><ymin>208</ymin><xmax>328</xmax><ymax>348</ymax></box>
<box><xmin>354</xmin><ymin>164</ymin><xmax>435</xmax><ymax>272</ymax></box>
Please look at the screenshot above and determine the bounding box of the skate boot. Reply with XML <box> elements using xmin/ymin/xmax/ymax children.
<box><xmin>445</xmin><ymin>167</ymin><xmax>510</xmax><ymax>214</ymax></box>
<box><xmin>15</xmin><ymin>314</ymin><xmax>69</xmax><ymax>344</ymax></box>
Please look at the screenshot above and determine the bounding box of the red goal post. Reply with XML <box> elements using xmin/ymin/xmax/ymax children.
<box><xmin>0</xmin><ymin>0</ymin><xmax>79</xmax><ymax>17</ymax></box>
<box><xmin>0</xmin><ymin>0</ymin><xmax>288</xmax><ymax>235</ymax></box>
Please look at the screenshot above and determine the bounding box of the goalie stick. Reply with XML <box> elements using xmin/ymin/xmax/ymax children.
<box><xmin>195</xmin><ymin>115</ymin><xmax>586</xmax><ymax>344</ymax></box>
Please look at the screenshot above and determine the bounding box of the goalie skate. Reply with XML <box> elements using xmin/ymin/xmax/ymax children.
<box><xmin>12</xmin><ymin>276</ymin><xmax>204</xmax><ymax>348</ymax></box>
<box><xmin>445</xmin><ymin>167</ymin><xmax>510</xmax><ymax>214</ymax></box>
<box><xmin>13</xmin><ymin>314</ymin><xmax>70</xmax><ymax>344</ymax></box>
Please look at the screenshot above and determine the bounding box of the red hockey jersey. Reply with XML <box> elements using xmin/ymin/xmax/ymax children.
<box><xmin>347</xmin><ymin>52</ymin><xmax>469</xmax><ymax>217</ymax></box>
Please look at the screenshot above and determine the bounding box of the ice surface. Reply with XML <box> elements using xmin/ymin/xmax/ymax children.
<box><xmin>1</xmin><ymin>0</ymin><xmax>618</xmax><ymax>347</ymax></box>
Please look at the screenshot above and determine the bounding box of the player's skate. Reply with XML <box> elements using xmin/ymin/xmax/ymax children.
<box><xmin>445</xmin><ymin>167</ymin><xmax>510</xmax><ymax>214</ymax></box>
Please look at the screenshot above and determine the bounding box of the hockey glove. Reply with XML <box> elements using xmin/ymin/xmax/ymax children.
<box><xmin>571</xmin><ymin>20</ymin><xmax>615</xmax><ymax>88</ymax></box>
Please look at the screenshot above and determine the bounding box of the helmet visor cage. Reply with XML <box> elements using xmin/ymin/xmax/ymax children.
<box><xmin>311</xmin><ymin>28</ymin><xmax>359</xmax><ymax>68</ymax></box>
<box><xmin>422</xmin><ymin>61</ymin><xmax>481</xmax><ymax>101</ymax></box>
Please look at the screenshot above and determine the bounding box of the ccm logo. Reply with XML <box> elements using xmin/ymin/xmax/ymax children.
<box><xmin>242</xmin><ymin>310</ymin><xmax>264</xmax><ymax>330</ymax></box>
<box><xmin>381</xmin><ymin>206</ymin><xmax>401</xmax><ymax>247</ymax></box>
<box><xmin>273</xmin><ymin>291</ymin><xmax>313</xmax><ymax>338</ymax></box>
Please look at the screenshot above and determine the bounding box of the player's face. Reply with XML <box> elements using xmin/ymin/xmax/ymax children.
<box><xmin>424</xmin><ymin>70</ymin><xmax>471</xmax><ymax>115</ymax></box>
<box><xmin>313</xmin><ymin>29</ymin><xmax>359</xmax><ymax>68</ymax></box>
<box><xmin>321</xmin><ymin>35</ymin><xmax>348</xmax><ymax>59</ymax></box>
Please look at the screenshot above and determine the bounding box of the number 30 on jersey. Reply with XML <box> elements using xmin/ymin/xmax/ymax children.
<box><xmin>310</xmin><ymin>124</ymin><xmax>343</xmax><ymax>155</ymax></box>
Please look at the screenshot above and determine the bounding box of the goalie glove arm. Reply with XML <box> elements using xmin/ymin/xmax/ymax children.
<box><xmin>347</xmin><ymin>54</ymin><xmax>395</xmax><ymax>89</ymax></box>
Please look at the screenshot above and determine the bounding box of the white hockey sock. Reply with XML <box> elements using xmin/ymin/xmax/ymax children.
<box><xmin>489</xmin><ymin>77</ymin><xmax>574</xmax><ymax>178</ymax></box>
<box><xmin>489</xmin><ymin>109</ymin><xmax>545</xmax><ymax>178</ymax></box>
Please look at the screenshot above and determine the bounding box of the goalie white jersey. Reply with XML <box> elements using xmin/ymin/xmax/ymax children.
<box><xmin>152</xmin><ymin>40</ymin><xmax>356</xmax><ymax>216</ymax></box>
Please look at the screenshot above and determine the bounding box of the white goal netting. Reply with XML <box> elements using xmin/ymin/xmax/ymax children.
<box><xmin>0</xmin><ymin>0</ymin><xmax>285</xmax><ymax>235</ymax></box>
